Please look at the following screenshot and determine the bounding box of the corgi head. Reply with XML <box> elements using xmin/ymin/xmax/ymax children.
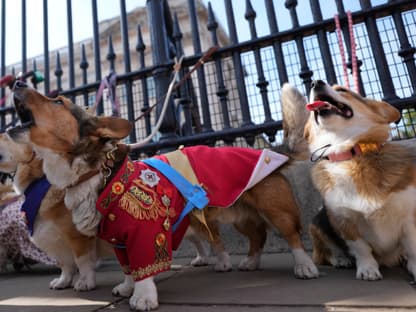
<box><xmin>304</xmin><ymin>80</ymin><xmax>400</xmax><ymax>156</ymax></box>
<box><xmin>8</xmin><ymin>81</ymin><xmax>132</xmax><ymax>188</ymax></box>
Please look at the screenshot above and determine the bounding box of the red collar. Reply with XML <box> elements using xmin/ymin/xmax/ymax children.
<box><xmin>327</xmin><ymin>143</ymin><xmax>382</xmax><ymax>162</ymax></box>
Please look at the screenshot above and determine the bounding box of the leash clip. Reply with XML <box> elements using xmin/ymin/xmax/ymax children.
<box><xmin>310</xmin><ymin>144</ymin><xmax>331</xmax><ymax>162</ymax></box>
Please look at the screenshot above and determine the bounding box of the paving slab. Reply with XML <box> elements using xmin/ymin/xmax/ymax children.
<box><xmin>0</xmin><ymin>253</ymin><xmax>415</xmax><ymax>312</ymax></box>
<box><xmin>156</xmin><ymin>254</ymin><xmax>416</xmax><ymax>310</ymax></box>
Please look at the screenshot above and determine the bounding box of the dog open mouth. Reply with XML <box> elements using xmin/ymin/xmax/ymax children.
<box><xmin>7</xmin><ymin>92</ymin><xmax>35</xmax><ymax>138</ymax></box>
<box><xmin>306</xmin><ymin>94</ymin><xmax>353</xmax><ymax>123</ymax></box>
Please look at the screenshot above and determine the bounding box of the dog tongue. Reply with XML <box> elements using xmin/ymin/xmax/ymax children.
<box><xmin>306</xmin><ymin>100</ymin><xmax>327</xmax><ymax>111</ymax></box>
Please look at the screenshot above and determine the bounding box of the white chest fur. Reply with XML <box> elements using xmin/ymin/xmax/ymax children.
<box><xmin>323</xmin><ymin>162</ymin><xmax>416</xmax><ymax>254</ymax></box>
<box><xmin>323</xmin><ymin>163</ymin><xmax>383</xmax><ymax>215</ymax></box>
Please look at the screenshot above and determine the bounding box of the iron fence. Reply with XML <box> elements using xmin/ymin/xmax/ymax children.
<box><xmin>0</xmin><ymin>0</ymin><xmax>415</xmax><ymax>155</ymax></box>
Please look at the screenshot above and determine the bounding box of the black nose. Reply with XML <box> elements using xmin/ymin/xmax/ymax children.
<box><xmin>13</xmin><ymin>80</ymin><xmax>28</xmax><ymax>89</ymax></box>
<box><xmin>311</xmin><ymin>80</ymin><xmax>325</xmax><ymax>89</ymax></box>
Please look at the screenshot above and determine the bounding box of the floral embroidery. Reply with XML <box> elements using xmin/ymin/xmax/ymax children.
<box><xmin>131</xmin><ymin>260</ymin><xmax>171</xmax><ymax>281</ymax></box>
<box><xmin>112</xmin><ymin>182</ymin><xmax>124</xmax><ymax>195</ymax></box>
<box><xmin>99</xmin><ymin>191</ymin><xmax>118</xmax><ymax>209</ymax></box>
<box><xmin>127</xmin><ymin>161</ymin><xmax>135</xmax><ymax>172</ymax></box>
<box><xmin>99</xmin><ymin>159</ymin><xmax>135</xmax><ymax>209</ymax></box>
<box><xmin>120</xmin><ymin>160</ymin><xmax>135</xmax><ymax>184</ymax></box>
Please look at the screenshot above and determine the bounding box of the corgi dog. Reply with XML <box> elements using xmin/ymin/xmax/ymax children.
<box><xmin>8</xmin><ymin>81</ymin><xmax>318</xmax><ymax>311</ymax></box>
<box><xmin>304</xmin><ymin>80</ymin><xmax>416</xmax><ymax>281</ymax></box>
<box><xmin>0</xmin><ymin>132</ymin><xmax>101</xmax><ymax>290</ymax></box>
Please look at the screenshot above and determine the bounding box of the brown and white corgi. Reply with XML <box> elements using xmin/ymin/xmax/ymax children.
<box><xmin>304</xmin><ymin>80</ymin><xmax>416</xmax><ymax>281</ymax></box>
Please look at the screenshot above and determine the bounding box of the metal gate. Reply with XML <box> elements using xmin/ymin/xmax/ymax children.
<box><xmin>1</xmin><ymin>0</ymin><xmax>415</xmax><ymax>155</ymax></box>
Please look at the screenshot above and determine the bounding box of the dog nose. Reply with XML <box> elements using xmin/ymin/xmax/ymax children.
<box><xmin>13</xmin><ymin>80</ymin><xmax>28</xmax><ymax>89</ymax></box>
<box><xmin>311</xmin><ymin>80</ymin><xmax>325</xmax><ymax>89</ymax></box>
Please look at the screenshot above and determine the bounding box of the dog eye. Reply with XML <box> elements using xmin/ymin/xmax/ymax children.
<box><xmin>54</xmin><ymin>99</ymin><xmax>64</xmax><ymax>105</ymax></box>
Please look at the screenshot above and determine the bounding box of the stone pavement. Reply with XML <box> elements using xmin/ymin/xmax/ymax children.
<box><xmin>0</xmin><ymin>253</ymin><xmax>415</xmax><ymax>312</ymax></box>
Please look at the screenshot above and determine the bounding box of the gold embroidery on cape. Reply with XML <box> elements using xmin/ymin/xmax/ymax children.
<box><xmin>119</xmin><ymin>179</ymin><xmax>176</xmax><ymax>220</ymax></box>
<box><xmin>100</xmin><ymin>159</ymin><xmax>134</xmax><ymax>210</ymax></box>
<box><xmin>131</xmin><ymin>260</ymin><xmax>171</xmax><ymax>280</ymax></box>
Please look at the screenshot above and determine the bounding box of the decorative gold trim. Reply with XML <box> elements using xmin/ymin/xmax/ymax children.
<box><xmin>131</xmin><ymin>260</ymin><xmax>171</xmax><ymax>280</ymax></box>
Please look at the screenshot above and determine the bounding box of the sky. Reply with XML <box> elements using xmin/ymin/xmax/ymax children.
<box><xmin>0</xmin><ymin>0</ymin><xmax>388</xmax><ymax>66</ymax></box>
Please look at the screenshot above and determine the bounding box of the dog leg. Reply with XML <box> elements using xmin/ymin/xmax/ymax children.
<box><xmin>215</xmin><ymin>250</ymin><xmax>232</xmax><ymax>272</ymax></box>
<box><xmin>49</xmin><ymin>263</ymin><xmax>77</xmax><ymax>289</ymax></box>
<box><xmin>400</xmin><ymin>224</ymin><xmax>416</xmax><ymax>280</ymax></box>
<box><xmin>129</xmin><ymin>277</ymin><xmax>158</xmax><ymax>311</ymax></box>
<box><xmin>112</xmin><ymin>274</ymin><xmax>135</xmax><ymax>297</ymax></box>
<box><xmin>189</xmin><ymin>218</ymin><xmax>232</xmax><ymax>272</ymax></box>
<box><xmin>184</xmin><ymin>228</ymin><xmax>209</xmax><ymax>267</ymax></box>
<box><xmin>234</xmin><ymin>220</ymin><xmax>267</xmax><ymax>271</ymax></box>
<box><xmin>254</xmin><ymin>173</ymin><xmax>319</xmax><ymax>279</ymax></box>
<box><xmin>347</xmin><ymin>239</ymin><xmax>382</xmax><ymax>280</ymax></box>
<box><xmin>269</xmin><ymin>216</ymin><xmax>318</xmax><ymax>278</ymax></box>
<box><xmin>73</xmin><ymin>251</ymin><xmax>97</xmax><ymax>291</ymax></box>
<box><xmin>309</xmin><ymin>223</ymin><xmax>353</xmax><ymax>268</ymax></box>
<box><xmin>209</xmin><ymin>223</ymin><xmax>232</xmax><ymax>272</ymax></box>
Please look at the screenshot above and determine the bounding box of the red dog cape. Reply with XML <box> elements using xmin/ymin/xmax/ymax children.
<box><xmin>96</xmin><ymin>146</ymin><xmax>288</xmax><ymax>281</ymax></box>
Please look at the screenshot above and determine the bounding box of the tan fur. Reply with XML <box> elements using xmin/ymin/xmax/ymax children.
<box><xmin>304</xmin><ymin>81</ymin><xmax>416</xmax><ymax>280</ymax></box>
<box><xmin>281</xmin><ymin>83</ymin><xmax>310</xmax><ymax>159</ymax></box>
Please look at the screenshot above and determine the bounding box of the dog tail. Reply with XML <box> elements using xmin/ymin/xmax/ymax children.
<box><xmin>280</xmin><ymin>83</ymin><xmax>309</xmax><ymax>158</ymax></box>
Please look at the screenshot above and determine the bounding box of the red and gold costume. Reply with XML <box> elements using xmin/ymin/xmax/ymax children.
<box><xmin>96</xmin><ymin>146</ymin><xmax>288</xmax><ymax>281</ymax></box>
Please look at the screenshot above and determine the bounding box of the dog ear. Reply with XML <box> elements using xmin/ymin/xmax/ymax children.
<box><xmin>92</xmin><ymin>116</ymin><xmax>133</xmax><ymax>139</ymax></box>
<box><xmin>303</xmin><ymin>118</ymin><xmax>312</xmax><ymax>143</ymax></box>
<box><xmin>369</xmin><ymin>100</ymin><xmax>401</xmax><ymax>124</ymax></box>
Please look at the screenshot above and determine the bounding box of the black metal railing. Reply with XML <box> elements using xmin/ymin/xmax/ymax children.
<box><xmin>0</xmin><ymin>0</ymin><xmax>415</xmax><ymax>155</ymax></box>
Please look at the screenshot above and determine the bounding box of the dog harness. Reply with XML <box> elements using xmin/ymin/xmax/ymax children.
<box><xmin>96</xmin><ymin>146</ymin><xmax>288</xmax><ymax>281</ymax></box>
<box><xmin>142</xmin><ymin>157</ymin><xmax>209</xmax><ymax>232</ymax></box>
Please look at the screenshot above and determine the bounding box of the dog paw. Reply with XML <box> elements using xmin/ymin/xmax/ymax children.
<box><xmin>292</xmin><ymin>249</ymin><xmax>319</xmax><ymax>279</ymax></box>
<box><xmin>214</xmin><ymin>252</ymin><xmax>232</xmax><ymax>272</ymax></box>
<box><xmin>129</xmin><ymin>294</ymin><xmax>158</xmax><ymax>311</ymax></box>
<box><xmin>49</xmin><ymin>276</ymin><xmax>73</xmax><ymax>289</ymax></box>
<box><xmin>73</xmin><ymin>275</ymin><xmax>96</xmax><ymax>291</ymax></box>
<box><xmin>294</xmin><ymin>262</ymin><xmax>320</xmax><ymax>279</ymax></box>
<box><xmin>190</xmin><ymin>255</ymin><xmax>209</xmax><ymax>267</ymax></box>
<box><xmin>356</xmin><ymin>265</ymin><xmax>382</xmax><ymax>280</ymax></box>
<box><xmin>112</xmin><ymin>276</ymin><xmax>134</xmax><ymax>297</ymax></box>
<box><xmin>129</xmin><ymin>277</ymin><xmax>158</xmax><ymax>311</ymax></box>
<box><xmin>238</xmin><ymin>254</ymin><xmax>261</xmax><ymax>271</ymax></box>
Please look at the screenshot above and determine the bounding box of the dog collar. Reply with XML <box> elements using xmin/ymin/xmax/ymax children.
<box><xmin>326</xmin><ymin>143</ymin><xmax>382</xmax><ymax>162</ymax></box>
<box><xmin>68</xmin><ymin>169</ymin><xmax>100</xmax><ymax>188</ymax></box>
<box><xmin>21</xmin><ymin>177</ymin><xmax>51</xmax><ymax>235</ymax></box>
